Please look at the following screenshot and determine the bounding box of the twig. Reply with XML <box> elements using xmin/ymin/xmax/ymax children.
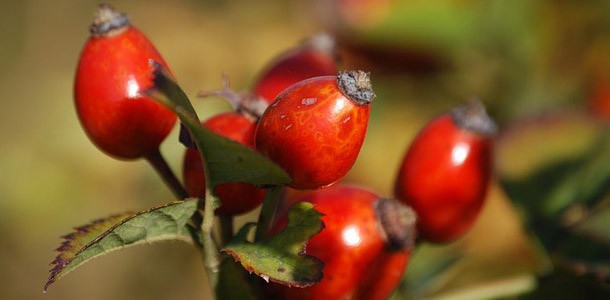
<box><xmin>202</xmin><ymin>189</ymin><xmax>221</xmax><ymax>290</ymax></box>
<box><xmin>254</xmin><ymin>186</ymin><xmax>283</xmax><ymax>242</ymax></box>
<box><xmin>219</xmin><ymin>215</ymin><xmax>234</xmax><ymax>246</ymax></box>
<box><xmin>144</xmin><ymin>149</ymin><xmax>188</xmax><ymax>200</ymax></box>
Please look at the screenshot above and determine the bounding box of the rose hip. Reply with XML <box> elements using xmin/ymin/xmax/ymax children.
<box><xmin>255</xmin><ymin>71</ymin><xmax>374</xmax><ymax>190</ymax></box>
<box><xmin>267</xmin><ymin>184</ymin><xmax>416</xmax><ymax>300</ymax></box>
<box><xmin>74</xmin><ymin>4</ymin><xmax>176</xmax><ymax>159</ymax></box>
<box><xmin>394</xmin><ymin>101</ymin><xmax>496</xmax><ymax>243</ymax></box>
<box><xmin>253</xmin><ymin>34</ymin><xmax>338</xmax><ymax>104</ymax></box>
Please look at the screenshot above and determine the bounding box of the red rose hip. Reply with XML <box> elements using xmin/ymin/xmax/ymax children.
<box><xmin>183</xmin><ymin>112</ymin><xmax>266</xmax><ymax>215</ymax></box>
<box><xmin>267</xmin><ymin>184</ymin><xmax>416</xmax><ymax>300</ymax></box>
<box><xmin>202</xmin><ymin>34</ymin><xmax>338</xmax><ymax>119</ymax></box>
<box><xmin>394</xmin><ymin>101</ymin><xmax>496</xmax><ymax>243</ymax></box>
<box><xmin>74</xmin><ymin>4</ymin><xmax>176</xmax><ymax>159</ymax></box>
<box><xmin>255</xmin><ymin>71</ymin><xmax>374</xmax><ymax>190</ymax></box>
<box><xmin>253</xmin><ymin>34</ymin><xmax>338</xmax><ymax>104</ymax></box>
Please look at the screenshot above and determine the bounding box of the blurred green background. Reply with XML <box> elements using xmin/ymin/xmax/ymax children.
<box><xmin>1</xmin><ymin>0</ymin><xmax>609</xmax><ymax>299</ymax></box>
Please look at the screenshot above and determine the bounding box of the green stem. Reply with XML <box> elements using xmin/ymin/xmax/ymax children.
<box><xmin>144</xmin><ymin>148</ymin><xmax>189</xmax><ymax>200</ymax></box>
<box><xmin>177</xmin><ymin>115</ymin><xmax>221</xmax><ymax>292</ymax></box>
<box><xmin>219</xmin><ymin>215</ymin><xmax>234</xmax><ymax>246</ymax></box>
<box><xmin>254</xmin><ymin>186</ymin><xmax>283</xmax><ymax>242</ymax></box>
<box><xmin>202</xmin><ymin>189</ymin><xmax>221</xmax><ymax>290</ymax></box>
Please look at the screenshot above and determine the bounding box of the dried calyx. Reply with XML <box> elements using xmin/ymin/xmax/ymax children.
<box><xmin>451</xmin><ymin>100</ymin><xmax>497</xmax><ymax>136</ymax></box>
<box><xmin>196</xmin><ymin>75</ymin><xmax>265</xmax><ymax>122</ymax></box>
<box><xmin>90</xmin><ymin>3</ymin><xmax>130</xmax><ymax>37</ymax></box>
<box><xmin>375</xmin><ymin>198</ymin><xmax>417</xmax><ymax>251</ymax></box>
<box><xmin>337</xmin><ymin>70</ymin><xmax>375</xmax><ymax>105</ymax></box>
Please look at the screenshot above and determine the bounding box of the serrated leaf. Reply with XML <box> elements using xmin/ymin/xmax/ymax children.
<box><xmin>44</xmin><ymin>199</ymin><xmax>199</xmax><ymax>292</ymax></box>
<box><xmin>222</xmin><ymin>202</ymin><xmax>325</xmax><ymax>287</ymax></box>
<box><xmin>143</xmin><ymin>61</ymin><xmax>291</xmax><ymax>187</ymax></box>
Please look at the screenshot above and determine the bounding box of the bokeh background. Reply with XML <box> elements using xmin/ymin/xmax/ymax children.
<box><xmin>1</xmin><ymin>0</ymin><xmax>609</xmax><ymax>299</ymax></box>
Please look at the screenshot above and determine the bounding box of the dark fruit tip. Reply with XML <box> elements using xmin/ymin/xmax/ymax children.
<box><xmin>375</xmin><ymin>198</ymin><xmax>417</xmax><ymax>251</ymax></box>
<box><xmin>89</xmin><ymin>3</ymin><xmax>130</xmax><ymax>37</ymax></box>
<box><xmin>148</xmin><ymin>59</ymin><xmax>168</xmax><ymax>86</ymax></box>
<box><xmin>451</xmin><ymin>99</ymin><xmax>497</xmax><ymax>136</ymax></box>
<box><xmin>337</xmin><ymin>70</ymin><xmax>375</xmax><ymax>105</ymax></box>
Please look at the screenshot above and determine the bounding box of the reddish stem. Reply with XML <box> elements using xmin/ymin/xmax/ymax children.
<box><xmin>144</xmin><ymin>148</ymin><xmax>189</xmax><ymax>200</ymax></box>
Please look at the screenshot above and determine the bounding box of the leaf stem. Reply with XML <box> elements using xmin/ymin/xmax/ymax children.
<box><xmin>254</xmin><ymin>186</ymin><xmax>284</xmax><ymax>242</ymax></box>
<box><xmin>202</xmin><ymin>189</ymin><xmax>221</xmax><ymax>289</ymax></box>
<box><xmin>144</xmin><ymin>148</ymin><xmax>189</xmax><ymax>200</ymax></box>
<box><xmin>219</xmin><ymin>215</ymin><xmax>234</xmax><ymax>246</ymax></box>
<box><xmin>186</xmin><ymin>116</ymin><xmax>222</xmax><ymax>291</ymax></box>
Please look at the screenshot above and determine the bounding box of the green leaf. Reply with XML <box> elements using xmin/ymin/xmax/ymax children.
<box><xmin>496</xmin><ymin>112</ymin><xmax>602</xmax><ymax>219</ymax></box>
<box><xmin>544</xmin><ymin>133</ymin><xmax>610</xmax><ymax>216</ymax></box>
<box><xmin>400</xmin><ymin>244</ymin><xmax>465</xmax><ymax>298</ymax></box>
<box><xmin>143</xmin><ymin>61</ymin><xmax>291</xmax><ymax>187</ymax></box>
<box><xmin>362</xmin><ymin>0</ymin><xmax>480</xmax><ymax>52</ymax></box>
<box><xmin>222</xmin><ymin>202</ymin><xmax>325</xmax><ymax>287</ymax></box>
<box><xmin>44</xmin><ymin>199</ymin><xmax>199</xmax><ymax>292</ymax></box>
<box><xmin>431</xmin><ymin>274</ymin><xmax>537</xmax><ymax>300</ymax></box>
<box><xmin>555</xmin><ymin>234</ymin><xmax>610</xmax><ymax>267</ymax></box>
<box><xmin>501</xmin><ymin>158</ymin><xmax>587</xmax><ymax>219</ymax></box>
<box><xmin>518</xmin><ymin>268</ymin><xmax>610</xmax><ymax>300</ymax></box>
<box><xmin>578</xmin><ymin>205</ymin><xmax>610</xmax><ymax>245</ymax></box>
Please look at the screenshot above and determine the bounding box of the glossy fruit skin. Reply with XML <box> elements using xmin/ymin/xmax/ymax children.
<box><xmin>394</xmin><ymin>114</ymin><xmax>493</xmax><ymax>243</ymax></box>
<box><xmin>253</xmin><ymin>48</ymin><xmax>337</xmax><ymax>104</ymax></box>
<box><xmin>267</xmin><ymin>185</ymin><xmax>410</xmax><ymax>300</ymax></box>
<box><xmin>183</xmin><ymin>112</ymin><xmax>266</xmax><ymax>215</ymax></box>
<box><xmin>255</xmin><ymin>75</ymin><xmax>370</xmax><ymax>190</ymax></box>
<box><xmin>75</xmin><ymin>26</ymin><xmax>177</xmax><ymax>160</ymax></box>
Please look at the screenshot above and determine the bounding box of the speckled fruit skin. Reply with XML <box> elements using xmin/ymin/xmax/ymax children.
<box><xmin>253</xmin><ymin>48</ymin><xmax>337</xmax><ymax>104</ymax></box>
<box><xmin>183</xmin><ymin>112</ymin><xmax>266</xmax><ymax>215</ymax></box>
<box><xmin>75</xmin><ymin>26</ymin><xmax>176</xmax><ymax>160</ymax></box>
<box><xmin>267</xmin><ymin>185</ymin><xmax>410</xmax><ymax>300</ymax></box>
<box><xmin>394</xmin><ymin>114</ymin><xmax>493</xmax><ymax>243</ymax></box>
<box><xmin>255</xmin><ymin>75</ymin><xmax>370</xmax><ymax>190</ymax></box>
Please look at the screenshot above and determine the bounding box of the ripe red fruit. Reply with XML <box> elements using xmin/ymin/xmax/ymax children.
<box><xmin>183</xmin><ymin>112</ymin><xmax>266</xmax><ymax>215</ymax></box>
<box><xmin>74</xmin><ymin>4</ymin><xmax>176</xmax><ymax>159</ymax></box>
<box><xmin>253</xmin><ymin>34</ymin><xmax>338</xmax><ymax>104</ymax></box>
<box><xmin>255</xmin><ymin>71</ymin><xmax>374</xmax><ymax>190</ymax></box>
<box><xmin>394</xmin><ymin>101</ymin><xmax>496</xmax><ymax>243</ymax></box>
<box><xmin>199</xmin><ymin>35</ymin><xmax>338</xmax><ymax>119</ymax></box>
<box><xmin>267</xmin><ymin>184</ymin><xmax>416</xmax><ymax>300</ymax></box>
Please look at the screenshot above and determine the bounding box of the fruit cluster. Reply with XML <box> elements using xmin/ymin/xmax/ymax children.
<box><xmin>72</xmin><ymin>4</ymin><xmax>496</xmax><ymax>300</ymax></box>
